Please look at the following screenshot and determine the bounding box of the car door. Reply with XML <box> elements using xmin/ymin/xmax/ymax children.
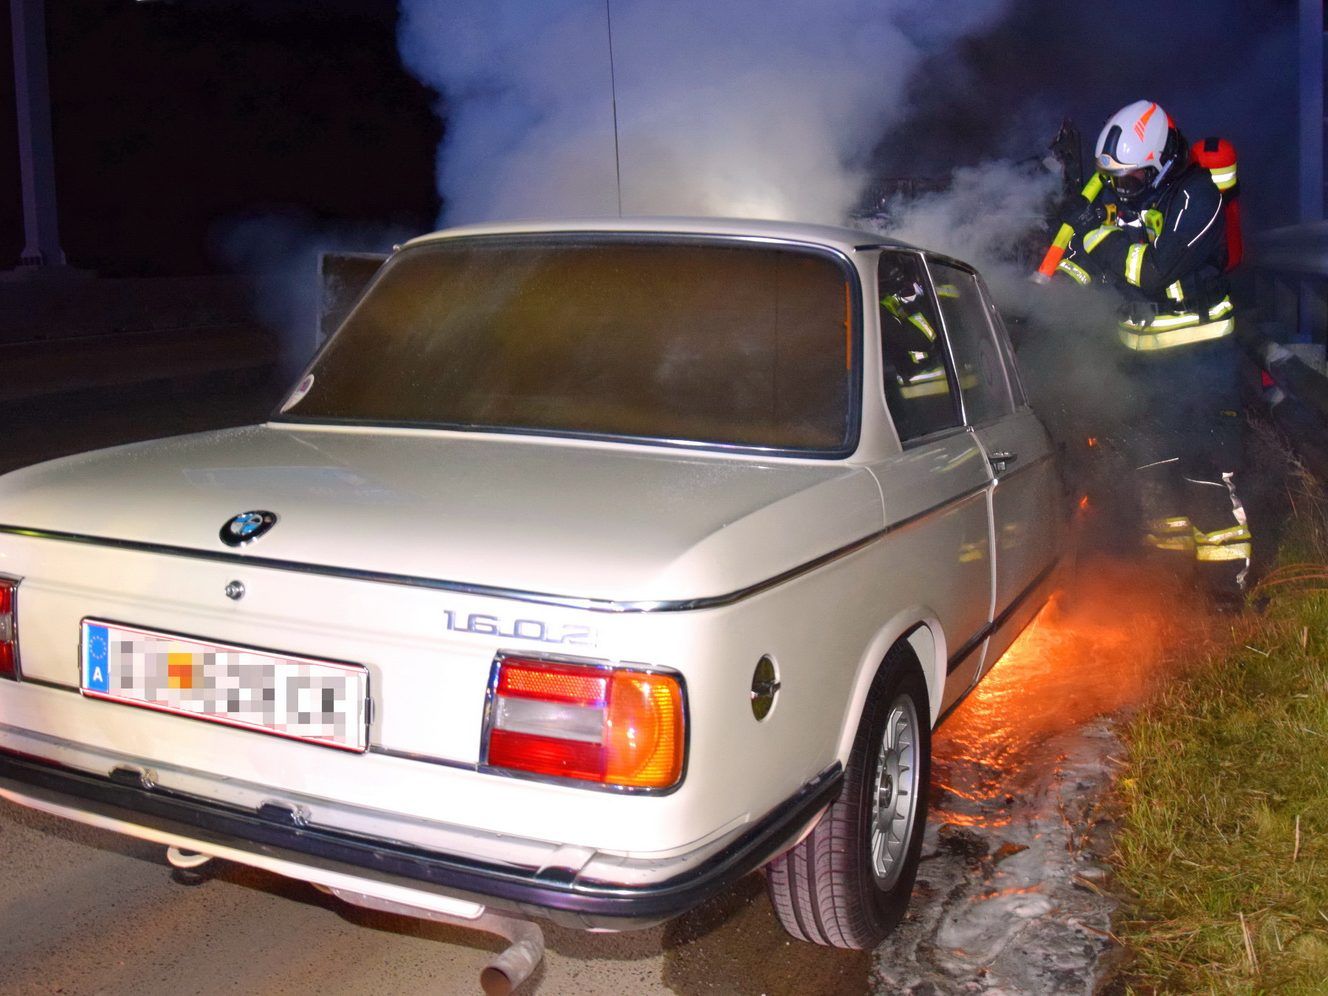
<box><xmin>872</xmin><ymin>250</ymin><xmax>994</xmax><ymax>714</ymax></box>
<box><xmin>924</xmin><ymin>257</ymin><xmax>1061</xmax><ymax>671</ymax></box>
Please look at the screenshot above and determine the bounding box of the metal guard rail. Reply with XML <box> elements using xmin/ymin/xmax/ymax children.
<box><xmin>1246</xmin><ymin>223</ymin><xmax>1328</xmax><ymax>478</ymax></box>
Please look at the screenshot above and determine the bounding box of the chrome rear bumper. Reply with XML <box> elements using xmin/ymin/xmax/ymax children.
<box><xmin>0</xmin><ymin>747</ymin><xmax>841</xmax><ymax>930</ymax></box>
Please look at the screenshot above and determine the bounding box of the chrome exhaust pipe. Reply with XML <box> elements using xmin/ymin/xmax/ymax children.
<box><xmin>477</xmin><ymin>914</ymin><xmax>544</xmax><ymax>995</ymax></box>
<box><xmin>165</xmin><ymin>846</ymin><xmax>214</xmax><ymax>870</ymax></box>
<box><xmin>324</xmin><ymin>887</ymin><xmax>545</xmax><ymax>994</ymax></box>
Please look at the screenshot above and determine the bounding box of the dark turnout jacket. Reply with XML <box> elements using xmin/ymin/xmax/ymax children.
<box><xmin>1078</xmin><ymin>163</ymin><xmax>1229</xmax><ymax>313</ymax></box>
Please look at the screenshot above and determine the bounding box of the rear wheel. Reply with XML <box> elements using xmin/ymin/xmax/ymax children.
<box><xmin>765</xmin><ymin>652</ymin><xmax>931</xmax><ymax>949</ymax></box>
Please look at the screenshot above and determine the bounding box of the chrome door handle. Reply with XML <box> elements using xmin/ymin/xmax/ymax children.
<box><xmin>989</xmin><ymin>451</ymin><xmax>1017</xmax><ymax>472</ymax></box>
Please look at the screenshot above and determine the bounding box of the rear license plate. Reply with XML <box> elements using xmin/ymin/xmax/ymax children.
<box><xmin>80</xmin><ymin>620</ymin><xmax>368</xmax><ymax>752</ymax></box>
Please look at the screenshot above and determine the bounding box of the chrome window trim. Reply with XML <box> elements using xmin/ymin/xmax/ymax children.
<box><xmin>0</xmin><ymin>482</ymin><xmax>991</xmax><ymax>616</ymax></box>
<box><xmin>917</xmin><ymin>254</ymin><xmax>971</xmax><ymax>428</ymax></box>
<box><xmin>979</xmin><ymin>275</ymin><xmax>1029</xmax><ymax>407</ymax></box>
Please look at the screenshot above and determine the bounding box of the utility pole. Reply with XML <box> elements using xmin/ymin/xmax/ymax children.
<box><xmin>10</xmin><ymin>0</ymin><xmax>67</xmax><ymax>269</ymax></box>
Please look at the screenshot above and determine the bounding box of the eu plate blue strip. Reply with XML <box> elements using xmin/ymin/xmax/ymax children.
<box><xmin>83</xmin><ymin>624</ymin><xmax>109</xmax><ymax>693</ymax></box>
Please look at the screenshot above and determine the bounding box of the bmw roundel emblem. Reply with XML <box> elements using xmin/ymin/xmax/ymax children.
<box><xmin>220</xmin><ymin>510</ymin><xmax>278</xmax><ymax>547</ymax></box>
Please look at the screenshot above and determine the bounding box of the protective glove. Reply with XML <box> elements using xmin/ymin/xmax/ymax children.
<box><xmin>1057</xmin><ymin>196</ymin><xmax>1107</xmax><ymax>234</ymax></box>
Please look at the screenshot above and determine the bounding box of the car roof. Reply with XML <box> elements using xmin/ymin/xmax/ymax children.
<box><xmin>400</xmin><ymin>216</ymin><xmax>918</xmax><ymax>255</ymax></box>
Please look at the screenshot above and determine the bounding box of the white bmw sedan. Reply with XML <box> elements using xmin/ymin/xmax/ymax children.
<box><xmin>0</xmin><ymin>218</ymin><xmax>1063</xmax><ymax>951</ymax></box>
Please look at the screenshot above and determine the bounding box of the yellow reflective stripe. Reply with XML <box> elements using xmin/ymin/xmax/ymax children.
<box><xmin>900</xmin><ymin>381</ymin><xmax>950</xmax><ymax>399</ymax></box>
<box><xmin>1166</xmin><ymin>280</ymin><xmax>1185</xmax><ymax>303</ymax></box>
<box><xmin>935</xmin><ymin>283</ymin><xmax>960</xmax><ymax>299</ymax></box>
<box><xmin>1083</xmin><ymin>225</ymin><xmax>1118</xmax><ymax>254</ymax></box>
<box><xmin>1195</xmin><ymin>524</ymin><xmax>1252</xmax><ymax>545</ymax></box>
<box><xmin>1057</xmin><ymin>259</ymin><xmax>1091</xmax><ymax>285</ymax></box>
<box><xmin>1125</xmin><ymin>310</ymin><xmax>1201</xmax><ymax>331</ymax></box>
<box><xmin>1124</xmin><ymin>243</ymin><xmax>1146</xmax><ymax>286</ymax></box>
<box><xmin>905</xmin><ymin>366</ymin><xmax>945</xmax><ymax>382</ymax></box>
<box><xmin>1142</xmin><ymin>209</ymin><xmax>1164</xmax><ymax>242</ymax></box>
<box><xmin>1209</xmin><ymin>166</ymin><xmax>1238</xmax><ymax>191</ymax></box>
<box><xmin>1196</xmin><ymin>542</ymin><xmax>1252</xmax><ymax>562</ymax></box>
<box><xmin>1148</xmin><ymin>516</ymin><xmax>1192</xmax><ymax>534</ymax></box>
<box><xmin>899</xmin><ymin>367</ymin><xmax>948</xmax><ymax>397</ymax></box>
<box><xmin>908</xmin><ymin>313</ymin><xmax>937</xmax><ymax>341</ymax></box>
<box><xmin>958</xmin><ymin>542</ymin><xmax>984</xmax><ymax>564</ymax></box>
<box><xmin>1145</xmin><ymin>533</ymin><xmax>1194</xmax><ymax>552</ymax></box>
<box><xmin>1119</xmin><ymin>317</ymin><xmax>1236</xmax><ymax>351</ymax></box>
<box><xmin>1120</xmin><ymin>298</ymin><xmax>1234</xmax><ymax>333</ymax></box>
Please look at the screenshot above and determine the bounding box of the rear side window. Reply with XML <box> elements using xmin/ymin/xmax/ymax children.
<box><xmin>878</xmin><ymin>252</ymin><xmax>960</xmax><ymax>442</ymax></box>
<box><xmin>927</xmin><ymin>261</ymin><xmax>1014</xmax><ymax>426</ymax></box>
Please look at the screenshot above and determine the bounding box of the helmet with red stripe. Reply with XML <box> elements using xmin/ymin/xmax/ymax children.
<box><xmin>1094</xmin><ymin>100</ymin><xmax>1187</xmax><ymax>208</ymax></box>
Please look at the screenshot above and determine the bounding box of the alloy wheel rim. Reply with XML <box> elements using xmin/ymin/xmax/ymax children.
<box><xmin>869</xmin><ymin>694</ymin><xmax>920</xmax><ymax>889</ymax></box>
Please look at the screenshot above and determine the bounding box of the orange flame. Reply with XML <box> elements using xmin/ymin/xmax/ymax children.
<box><xmin>931</xmin><ymin>555</ymin><xmax>1202</xmax><ymax>828</ymax></box>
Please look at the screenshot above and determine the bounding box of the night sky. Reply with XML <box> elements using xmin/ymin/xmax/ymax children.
<box><xmin>0</xmin><ymin>0</ymin><xmax>1307</xmax><ymax>277</ymax></box>
<box><xmin>0</xmin><ymin>0</ymin><xmax>439</xmax><ymax>275</ymax></box>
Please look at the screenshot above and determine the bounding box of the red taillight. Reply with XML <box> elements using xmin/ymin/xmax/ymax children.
<box><xmin>485</xmin><ymin>656</ymin><xmax>685</xmax><ymax>790</ymax></box>
<box><xmin>0</xmin><ymin>578</ymin><xmax>18</xmax><ymax>680</ymax></box>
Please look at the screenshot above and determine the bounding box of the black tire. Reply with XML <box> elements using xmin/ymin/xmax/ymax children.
<box><xmin>765</xmin><ymin>649</ymin><xmax>931</xmax><ymax>949</ymax></box>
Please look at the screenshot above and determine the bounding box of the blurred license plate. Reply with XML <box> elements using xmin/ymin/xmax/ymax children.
<box><xmin>79</xmin><ymin>620</ymin><xmax>368</xmax><ymax>752</ymax></box>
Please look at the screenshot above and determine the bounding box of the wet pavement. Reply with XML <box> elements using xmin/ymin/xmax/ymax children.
<box><xmin>873</xmin><ymin>557</ymin><xmax>1203</xmax><ymax>993</ymax></box>
<box><xmin>0</xmin><ymin>381</ymin><xmax>1206</xmax><ymax>995</ymax></box>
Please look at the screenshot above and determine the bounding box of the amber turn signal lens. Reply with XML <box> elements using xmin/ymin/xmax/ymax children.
<box><xmin>604</xmin><ymin>671</ymin><xmax>685</xmax><ymax>788</ymax></box>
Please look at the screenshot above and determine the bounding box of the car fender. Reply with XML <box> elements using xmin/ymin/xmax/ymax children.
<box><xmin>833</xmin><ymin>609</ymin><xmax>946</xmax><ymax>763</ymax></box>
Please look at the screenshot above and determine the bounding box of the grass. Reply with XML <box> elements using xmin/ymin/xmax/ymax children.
<box><xmin>1113</xmin><ymin>462</ymin><xmax>1328</xmax><ymax>993</ymax></box>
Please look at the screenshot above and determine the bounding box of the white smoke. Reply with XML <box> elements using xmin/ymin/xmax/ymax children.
<box><xmin>397</xmin><ymin>0</ymin><xmax>1008</xmax><ymax>225</ymax></box>
<box><xmin>867</xmin><ymin>160</ymin><xmax>1059</xmax><ymax>289</ymax></box>
<box><xmin>393</xmin><ymin>0</ymin><xmax>1144</xmax><ymax>459</ymax></box>
<box><xmin>864</xmin><ymin>159</ymin><xmax>1119</xmax><ymax>326</ymax></box>
<box><xmin>213</xmin><ymin>210</ymin><xmax>412</xmax><ymax>377</ymax></box>
<box><xmin>866</xmin><ymin>159</ymin><xmax>1139</xmax><ymax>449</ymax></box>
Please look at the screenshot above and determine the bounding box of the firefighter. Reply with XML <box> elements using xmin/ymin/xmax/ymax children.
<box><xmin>880</xmin><ymin>266</ymin><xmax>950</xmax><ymax>403</ymax></box>
<box><xmin>1053</xmin><ymin>100</ymin><xmax>1251</xmax><ymax>600</ymax></box>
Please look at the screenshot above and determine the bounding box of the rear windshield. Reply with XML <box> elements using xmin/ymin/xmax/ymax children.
<box><xmin>278</xmin><ymin>237</ymin><xmax>859</xmax><ymax>454</ymax></box>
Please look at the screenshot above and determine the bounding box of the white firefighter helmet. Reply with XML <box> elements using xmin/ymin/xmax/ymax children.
<box><xmin>1094</xmin><ymin>100</ymin><xmax>1186</xmax><ymax>205</ymax></box>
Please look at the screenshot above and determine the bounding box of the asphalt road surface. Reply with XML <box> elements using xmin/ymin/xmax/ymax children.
<box><xmin>0</xmin><ymin>801</ymin><xmax>875</xmax><ymax>995</ymax></box>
